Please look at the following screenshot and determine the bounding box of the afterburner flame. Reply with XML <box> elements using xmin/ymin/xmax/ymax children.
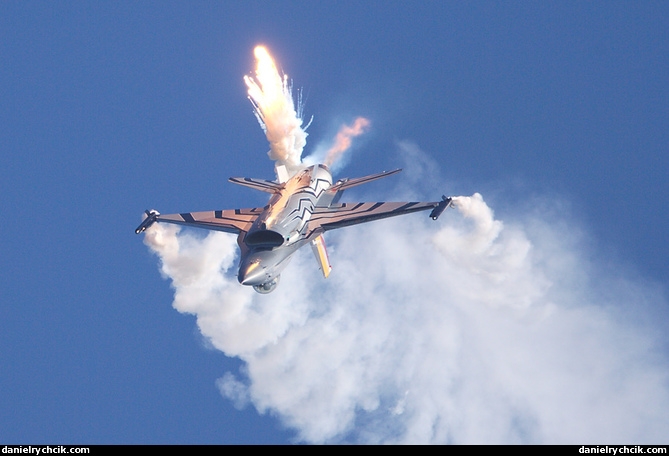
<box><xmin>244</xmin><ymin>46</ymin><xmax>307</xmax><ymax>172</ymax></box>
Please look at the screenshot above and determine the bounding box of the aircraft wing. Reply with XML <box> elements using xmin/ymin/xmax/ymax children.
<box><xmin>136</xmin><ymin>208</ymin><xmax>264</xmax><ymax>235</ymax></box>
<box><xmin>306</xmin><ymin>198</ymin><xmax>452</xmax><ymax>235</ymax></box>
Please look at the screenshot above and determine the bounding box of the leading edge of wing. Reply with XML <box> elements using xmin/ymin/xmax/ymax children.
<box><xmin>156</xmin><ymin>207</ymin><xmax>263</xmax><ymax>234</ymax></box>
<box><xmin>307</xmin><ymin>201</ymin><xmax>440</xmax><ymax>233</ymax></box>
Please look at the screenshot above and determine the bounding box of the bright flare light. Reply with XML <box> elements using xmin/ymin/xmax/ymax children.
<box><xmin>244</xmin><ymin>46</ymin><xmax>307</xmax><ymax>172</ymax></box>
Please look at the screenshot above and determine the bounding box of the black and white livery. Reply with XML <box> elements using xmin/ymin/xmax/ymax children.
<box><xmin>136</xmin><ymin>164</ymin><xmax>453</xmax><ymax>293</ymax></box>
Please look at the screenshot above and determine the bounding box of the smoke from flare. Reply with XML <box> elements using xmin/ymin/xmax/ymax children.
<box><xmin>324</xmin><ymin>117</ymin><xmax>370</xmax><ymax>167</ymax></box>
<box><xmin>244</xmin><ymin>46</ymin><xmax>308</xmax><ymax>174</ymax></box>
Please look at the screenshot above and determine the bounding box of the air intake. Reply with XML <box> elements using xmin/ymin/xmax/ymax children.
<box><xmin>244</xmin><ymin>229</ymin><xmax>284</xmax><ymax>248</ymax></box>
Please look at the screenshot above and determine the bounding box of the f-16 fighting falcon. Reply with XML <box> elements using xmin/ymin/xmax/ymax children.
<box><xmin>136</xmin><ymin>164</ymin><xmax>453</xmax><ymax>293</ymax></box>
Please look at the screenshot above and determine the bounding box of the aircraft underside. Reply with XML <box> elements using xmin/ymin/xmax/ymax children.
<box><xmin>136</xmin><ymin>164</ymin><xmax>453</xmax><ymax>293</ymax></box>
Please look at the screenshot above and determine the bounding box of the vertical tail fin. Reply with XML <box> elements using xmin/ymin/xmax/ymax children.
<box><xmin>310</xmin><ymin>234</ymin><xmax>332</xmax><ymax>278</ymax></box>
<box><xmin>275</xmin><ymin>164</ymin><xmax>290</xmax><ymax>183</ymax></box>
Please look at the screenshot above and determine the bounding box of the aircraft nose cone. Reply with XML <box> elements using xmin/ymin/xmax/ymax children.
<box><xmin>238</xmin><ymin>260</ymin><xmax>265</xmax><ymax>286</ymax></box>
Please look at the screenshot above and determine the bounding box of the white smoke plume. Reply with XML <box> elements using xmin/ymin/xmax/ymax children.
<box><xmin>143</xmin><ymin>48</ymin><xmax>669</xmax><ymax>443</ymax></box>
<box><xmin>144</xmin><ymin>142</ymin><xmax>669</xmax><ymax>443</ymax></box>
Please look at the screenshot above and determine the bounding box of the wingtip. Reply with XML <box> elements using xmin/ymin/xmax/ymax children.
<box><xmin>135</xmin><ymin>209</ymin><xmax>160</xmax><ymax>234</ymax></box>
<box><xmin>428</xmin><ymin>196</ymin><xmax>453</xmax><ymax>220</ymax></box>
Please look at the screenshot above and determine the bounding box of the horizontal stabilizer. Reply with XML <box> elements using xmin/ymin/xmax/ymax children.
<box><xmin>329</xmin><ymin>169</ymin><xmax>402</xmax><ymax>192</ymax></box>
<box><xmin>228</xmin><ymin>177</ymin><xmax>284</xmax><ymax>193</ymax></box>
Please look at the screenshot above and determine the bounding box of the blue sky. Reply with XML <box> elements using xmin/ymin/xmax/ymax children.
<box><xmin>1</xmin><ymin>2</ymin><xmax>667</xmax><ymax>444</ymax></box>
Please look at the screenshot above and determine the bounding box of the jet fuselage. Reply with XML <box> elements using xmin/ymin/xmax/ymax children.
<box><xmin>237</xmin><ymin>164</ymin><xmax>333</xmax><ymax>290</ymax></box>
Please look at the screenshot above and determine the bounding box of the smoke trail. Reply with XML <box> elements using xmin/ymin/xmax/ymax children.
<box><xmin>143</xmin><ymin>48</ymin><xmax>668</xmax><ymax>443</ymax></box>
<box><xmin>304</xmin><ymin>117</ymin><xmax>371</xmax><ymax>170</ymax></box>
<box><xmin>323</xmin><ymin>117</ymin><xmax>370</xmax><ymax>167</ymax></box>
<box><xmin>244</xmin><ymin>46</ymin><xmax>309</xmax><ymax>176</ymax></box>
<box><xmin>144</xmin><ymin>142</ymin><xmax>669</xmax><ymax>443</ymax></box>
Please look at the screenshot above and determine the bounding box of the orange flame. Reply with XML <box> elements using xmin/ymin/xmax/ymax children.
<box><xmin>243</xmin><ymin>46</ymin><xmax>306</xmax><ymax>168</ymax></box>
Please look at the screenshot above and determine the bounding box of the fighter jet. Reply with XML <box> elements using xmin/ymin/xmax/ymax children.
<box><xmin>136</xmin><ymin>164</ymin><xmax>453</xmax><ymax>293</ymax></box>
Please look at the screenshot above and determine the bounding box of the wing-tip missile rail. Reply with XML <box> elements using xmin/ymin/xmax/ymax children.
<box><xmin>429</xmin><ymin>196</ymin><xmax>453</xmax><ymax>220</ymax></box>
<box><xmin>135</xmin><ymin>209</ymin><xmax>160</xmax><ymax>234</ymax></box>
